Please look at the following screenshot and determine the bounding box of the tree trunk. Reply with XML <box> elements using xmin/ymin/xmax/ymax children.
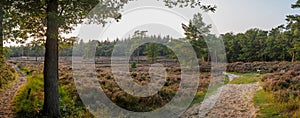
<box><xmin>35</xmin><ymin>54</ymin><xmax>38</xmax><ymax>62</ymax></box>
<box><xmin>292</xmin><ymin>52</ymin><xmax>295</xmax><ymax>62</ymax></box>
<box><xmin>0</xmin><ymin>3</ymin><xmax>3</xmax><ymax>60</ymax></box>
<box><xmin>43</xmin><ymin>0</ymin><xmax>60</xmax><ymax>117</ymax></box>
<box><xmin>137</xmin><ymin>47</ymin><xmax>140</xmax><ymax>63</ymax></box>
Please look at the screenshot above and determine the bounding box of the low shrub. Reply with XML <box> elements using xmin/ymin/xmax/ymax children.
<box><xmin>0</xmin><ymin>60</ymin><xmax>17</xmax><ymax>89</ymax></box>
<box><xmin>13</xmin><ymin>64</ymin><xmax>93</xmax><ymax>117</ymax></box>
<box><xmin>227</xmin><ymin>61</ymin><xmax>300</xmax><ymax>73</ymax></box>
<box><xmin>13</xmin><ymin>72</ymin><xmax>44</xmax><ymax>117</ymax></box>
<box><xmin>131</xmin><ymin>61</ymin><xmax>136</xmax><ymax>68</ymax></box>
<box><xmin>257</xmin><ymin>68</ymin><xmax>300</xmax><ymax>117</ymax></box>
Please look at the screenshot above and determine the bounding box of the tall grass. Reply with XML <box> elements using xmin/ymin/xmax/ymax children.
<box><xmin>254</xmin><ymin>89</ymin><xmax>300</xmax><ymax>118</ymax></box>
<box><xmin>13</xmin><ymin>68</ymin><xmax>44</xmax><ymax>117</ymax></box>
<box><xmin>0</xmin><ymin>61</ymin><xmax>18</xmax><ymax>90</ymax></box>
<box><xmin>13</xmin><ymin>66</ymin><xmax>93</xmax><ymax>117</ymax></box>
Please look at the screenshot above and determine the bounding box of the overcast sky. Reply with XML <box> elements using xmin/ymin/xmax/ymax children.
<box><xmin>204</xmin><ymin>0</ymin><xmax>299</xmax><ymax>34</ymax></box>
<box><xmin>75</xmin><ymin>0</ymin><xmax>300</xmax><ymax>41</ymax></box>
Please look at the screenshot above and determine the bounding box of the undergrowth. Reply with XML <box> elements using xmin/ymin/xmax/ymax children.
<box><xmin>13</xmin><ymin>65</ymin><xmax>93</xmax><ymax>117</ymax></box>
<box><xmin>230</xmin><ymin>73</ymin><xmax>263</xmax><ymax>84</ymax></box>
<box><xmin>0</xmin><ymin>59</ymin><xmax>18</xmax><ymax>90</ymax></box>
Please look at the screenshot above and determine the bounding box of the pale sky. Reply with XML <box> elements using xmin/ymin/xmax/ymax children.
<box><xmin>75</xmin><ymin>0</ymin><xmax>300</xmax><ymax>42</ymax></box>
<box><xmin>204</xmin><ymin>0</ymin><xmax>300</xmax><ymax>34</ymax></box>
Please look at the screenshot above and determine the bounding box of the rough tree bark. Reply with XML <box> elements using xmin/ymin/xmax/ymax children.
<box><xmin>292</xmin><ymin>52</ymin><xmax>295</xmax><ymax>62</ymax></box>
<box><xmin>43</xmin><ymin>0</ymin><xmax>60</xmax><ymax>117</ymax></box>
<box><xmin>0</xmin><ymin>2</ymin><xmax>3</xmax><ymax>59</ymax></box>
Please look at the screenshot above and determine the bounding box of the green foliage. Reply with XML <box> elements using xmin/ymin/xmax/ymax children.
<box><xmin>13</xmin><ymin>71</ymin><xmax>44</xmax><ymax>117</ymax></box>
<box><xmin>230</xmin><ymin>77</ymin><xmax>258</xmax><ymax>84</ymax></box>
<box><xmin>182</xmin><ymin>13</ymin><xmax>210</xmax><ymax>61</ymax></box>
<box><xmin>145</xmin><ymin>43</ymin><xmax>162</xmax><ymax>62</ymax></box>
<box><xmin>131</xmin><ymin>61</ymin><xmax>136</xmax><ymax>68</ymax></box>
<box><xmin>254</xmin><ymin>89</ymin><xmax>300</xmax><ymax>118</ymax></box>
<box><xmin>13</xmin><ymin>66</ymin><xmax>93</xmax><ymax>117</ymax></box>
<box><xmin>221</xmin><ymin>0</ymin><xmax>300</xmax><ymax>63</ymax></box>
<box><xmin>222</xmin><ymin>0</ymin><xmax>300</xmax><ymax>62</ymax></box>
<box><xmin>83</xmin><ymin>40</ymin><xmax>97</xmax><ymax>59</ymax></box>
<box><xmin>8</xmin><ymin>35</ymin><xmax>174</xmax><ymax>58</ymax></box>
<box><xmin>229</xmin><ymin>73</ymin><xmax>262</xmax><ymax>84</ymax></box>
<box><xmin>224</xmin><ymin>75</ymin><xmax>230</xmax><ymax>85</ymax></box>
<box><xmin>161</xmin><ymin>0</ymin><xmax>216</xmax><ymax>12</ymax></box>
<box><xmin>190</xmin><ymin>91</ymin><xmax>206</xmax><ymax>106</ymax></box>
<box><xmin>254</xmin><ymin>90</ymin><xmax>281</xmax><ymax>118</ymax></box>
<box><xmin>0</xmin><ymin>0</ymin><xmax>22</xmax><ymax>49</ymax></box>
<box><xmin>0</xmin><ymin>60</ymin><xmax>17</xmax><ymax>89</ymax></box>
<box><xmin>222</xmin><ymin>27</ymin><xmax>293</xmax><ymax>62</ymax></box>
<box><xmin>256</xmin><ymin>63</ymin><xmax>300</xmax><ymax>117</ymax></box>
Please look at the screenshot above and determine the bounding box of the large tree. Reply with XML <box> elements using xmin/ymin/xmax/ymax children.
<box><xmin>286</xmin><ymin>0</ymin><xmax>300</xmax><ymax>62</ymax></box>
<box><xmin>182</xmin><ymin>13</ymin><xmax>211</xmax><ymax>61</ymax></box>
<box><xmin>0</xmin><ymin>2</ymin><xmax>3</xmax><ymax>59</ymax></box>
<box><xmin>14</xmin><ymin>0</ymin><xmax>128</xmax><ymax>116</ymax></box>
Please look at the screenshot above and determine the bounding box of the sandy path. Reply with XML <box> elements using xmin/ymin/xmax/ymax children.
<box><xmin>0</xmin><ymin>64</ymin><xmax>27</xmax><ymax>118</ymax></box>
<box><xmin>181</xmin><ymin>73</ymin><xmax>261</xmax><ymax>118</ymax></box>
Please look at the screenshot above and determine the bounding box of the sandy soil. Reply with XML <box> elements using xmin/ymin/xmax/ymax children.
<box><xmin>181</xmin><ymin>74</ymin><xmax>261</xmax><ymax>118</ymax></box>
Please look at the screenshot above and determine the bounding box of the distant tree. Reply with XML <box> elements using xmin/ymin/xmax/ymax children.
<box><xmin>238</xmin><ymin>29</ymin><xmax>268</xmax><ymax>62</ymax></box>
<box><xmin>286</xmin><ymin>16</ymin><xmax>300</xmax><ymax>62</ymax></box>
<box><xmin>182</xmin><ymin>13</ymin><xmax>211</xmax><ymax>61</ymax></box>
<box><xmin>145</xmin><ymin>42</ymin><xmax>162</xmax><ymax>63</ymax></box>
<box><xmin>28</xmin><ymin>40</ymin><xmax>44</xmax><ymax>61</ymax></box>
<box><xmin>284</xmin><ymin>0</ymin><xmax>300</xmax><ymax>62</ymax></box>
<box><xmin>131</xmin><ymin>30</ymin><xmax>147</xmax><ymax>63</ymax></box>
<box><xmin>222</xmin><ymin>32</ymin><xmax>240</xmax><ymax>62</ymax></box>
<box><xmin>264</xmin><ymin>25</ymin><xmax>289</xmax><ymax>61</ymax></box>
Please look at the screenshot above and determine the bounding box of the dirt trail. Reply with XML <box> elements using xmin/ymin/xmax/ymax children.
<box><xmin>0</xmin><ymin>64</ymin><xmax>27</xmax><ymax>118</ymax></box>
<box><xmin>182</xmin><ymin>73</ymin><xmax>262</xmax><ymax>118</ymax></box>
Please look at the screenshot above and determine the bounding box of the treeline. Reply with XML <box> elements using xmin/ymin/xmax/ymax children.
<box><xmin>7</xmin><ymin>26</ymin><xmax>300</xmax><ymax>63</ymax></box>
<box><xmin>8</xmin><ymin>26</ymin><xmax>300</xmax><ymax>63</ymax></box>
<box><xmin>6</xmin><ymin>13</ymin><xmax>225</xmax><ymax>63</ymax></box>
<box><xmin>222</xmin><ymin>26</ymin><xmax>298</xmax><ymax>62</ymax></box>
<box><xmin>7</xmin><ymin>7</ymin><xmax>300</xmax><ymax>63</ymax></box>
<box><xmin>223</xmin><ymin>2</ymin><xmax>300</xmax><ymax>63</ymax></box>
<box><xmin>7</xmin><ymin>35</ymin><xmax>196</xmax><ymax>61</ymax></box>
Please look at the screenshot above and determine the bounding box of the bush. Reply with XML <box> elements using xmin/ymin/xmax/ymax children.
<box><xmin>13</xmin><ymin>72</ymin><xmax>44</xmax><ymax>117</ymax></box>
<box><xmin>131</xmin><ymin>61</ymin><xmax>136</xmax><ymax>68</ymax></box>
<box><xmin>257</xmin><ymin>68</ymin><xmax>300</xmax><ymax>117</ymax></box>
<box><xmin>0</xmin><ymin>60</ymin><xmax>17</xmax><ymax>89</ymax></box>
<box><xmin>13</xmin><ymin>64</ymin><xmax>94</xmax><ymax>117</ymax></box>
<box><xmin>227</xmin><ymin>61</ymin><xmax>300</xmax><ymax>73</ymax></box>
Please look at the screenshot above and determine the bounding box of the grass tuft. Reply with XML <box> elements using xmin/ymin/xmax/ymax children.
<box><xmin>254</xmin><ymin>89</ymin><xmax>300</xmax><ymax>118</ymax></box>
<box><xmin>190</xmin><ymin>91</ymin><xmax>206</xmax><ymax>106</ymax></box>
<box><xmin>229</xmin><ymin>73</ymin><xmax>263</xmax><ymax>84</ymax></box>
<box><xmin>13</xmin><ymin>71</ymin><xmax>44</xmax><ymax>117</ymax></box>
